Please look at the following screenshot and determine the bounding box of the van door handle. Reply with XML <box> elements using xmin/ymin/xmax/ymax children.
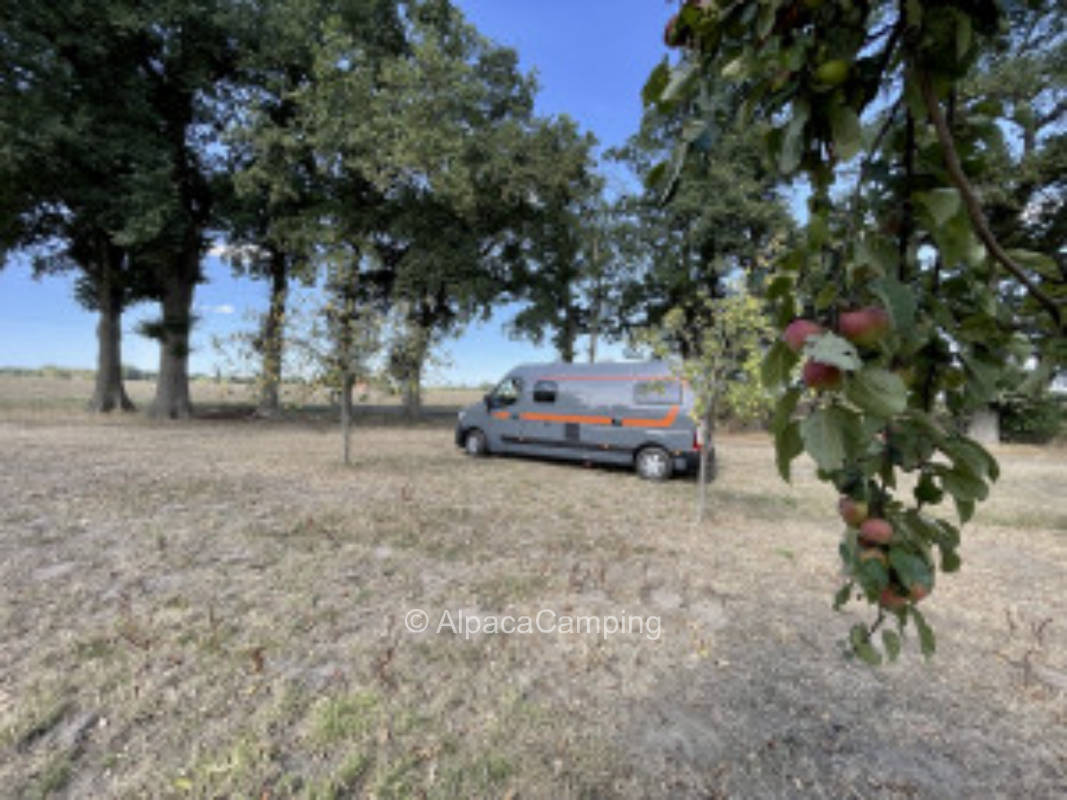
<box><xmin>611</xmin><ymin>418</ymin><xmax>621</xmax><ymax>426</ymax></box>
<box><xmin>511</xmin><ymin>412</ymin><xmax>519</xmax><ymax>420</ymax></box>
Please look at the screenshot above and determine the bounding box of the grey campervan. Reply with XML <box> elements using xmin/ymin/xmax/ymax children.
<box><xmin>454</xmin><ymin>361</ymin><xmax>703</xmax><ymax>479</ymax></box>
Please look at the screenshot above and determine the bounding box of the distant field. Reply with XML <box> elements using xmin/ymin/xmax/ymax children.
<box><xmin>0</xmin><ymin>374</ymin><xmax>484</xmax><ymax>418</ymax></box>
<box><xmin>1</xmin><ymin>377</ymin><xmax>1065</xmax><ymax>798</ymax></box>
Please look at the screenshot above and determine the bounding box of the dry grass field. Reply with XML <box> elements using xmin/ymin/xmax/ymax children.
<box><xmin>1</xmin><ymin>375</ymin><xmax>1065</xmax><ymax>798</ymax></box>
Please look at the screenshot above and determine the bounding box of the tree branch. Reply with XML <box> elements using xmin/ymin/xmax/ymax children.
<box><xmin>1036</xmin><ymin>97</ymin><xmax>1067</xmax><ymax>130</ymax></box>
<box><xmin>919</xmin><ymin>72</ymin><xmax>1064</xmax><ymax>332</ymax></box>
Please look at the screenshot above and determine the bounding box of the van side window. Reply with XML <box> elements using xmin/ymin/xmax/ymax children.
<box><xmin>633</xmin><ymin>380</ymin><xmax>680</xmax><ymax>405</ymax></box>
<box><xmin>532</xmin><ymin>380</ymin><xmax>557</xmax><ymax>403</ymax></box>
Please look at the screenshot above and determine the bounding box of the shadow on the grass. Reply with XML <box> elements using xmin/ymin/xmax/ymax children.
<box><xmin>189</xmin><ymin>403</ymin><xmax>463</xmax><ymax>429</ymax></box>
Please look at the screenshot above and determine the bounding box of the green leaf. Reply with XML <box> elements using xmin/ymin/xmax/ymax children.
<box><xmin>830</xmin><ymin>102</ymin><xmax>862</xmax><ymax>161</ymax></box>
<box><xmin>775</xmin><ymin>421</ymin><xmax>804</xmax><ymax>482</ymax></box>
<box><xmin>900</xmin><ymin>509</ymin><xmax>939</xmax><ymax>544</ymax></box>
<box><xmin>869</xmin><ymin>276</ymin><xmax>916</xmax><ymax>332</ymax></box>
<box><xmin>659</xmin><ymin>141</ymin><xmax>689</xmax><ymax>204</ymax></box>
<box><xmin>805</xmin><ymin>332</ymin><xmax>862</xmax><ymax>371</ymax></box>
<box><xmin>940</xmin><ymin>546</ymin><xmax>961</xmax><ymax>573</ymax></box>
<box><xmin>933</xmin><ymin>211</ymin><xmax>979</xmax><ymax>267</ymax></box>
<box><xmin>833</xmin><ymin>581</ymin><xmax>853</xmax><ymax>610</ymax></box>
<box><xmin>853</xmin><ymin>235</ymin><xmax>899</xmax><ymax>277</ymax></box>
<box><xmin>800</xmin><ymin>406</ymin><xmax>861</xmax><ymax>473</ymax></box>
<box><xmin>932</xmin><ymin>518</ymin><xmax>960</xmax><ymax>548</ymax></box>
<box><xmin>644</xmin><ymin>161</ymin><xmax>667</xmax><ymax>189</ymax></box>
<box><xmin>681</xmin><ymin>118</ymin><xmax>708</xmax><ymax>144</ymax></box>
<box><xmin>721</xmin><ymin>55</ymin><xmax>746</xmax><ymax>79</ymax></box>
<box><xmin>778</xmin><ymin>99</ymin><xmax>809</xmax><ymax>174</ymax></box>
<box><xmin>850</xmin><ymin>624</ymin><xmax>883</xmax><ymax>666</ymax></box>
<box><xmin>1005</xmin><ymin>248</ymin><xmax>1058</xmax><ymax>277</ymax></box>
<box><xmin>914</xmin><ymin>472</ymin><xmax>944</xmax><ymax>505</ymax></box>
<box><xmin>661</xmin><ymin>60</ymin><xmax>697</xmax><ymax>104</ymax></box>
<box><xmin>771</xmin><ymin>388</ymin><xmax>801</xmax><ymax>435</ymax></box>
<box><xmin>888</xmin><ymin>549</ymin><xmax>933</xmax><ymax>592</ymax></box>
<box><xmin>882</xmin><ymin>629</ymin><xmax>901</xmax><ymax>662</ymax></box>
<box><xmin>903</xmin><ymin>409</ymin><xmax>946</xmax><ymax>444</ymax></box>
<box><xmin>916</xmin><ymin>187</ymin><xmax>961</xmax><ymax>226</ymax></box>
<box><xmin>761</xmin><ymin>339</ymin><xmax>798</xmax><ymax>388</ymax></box>
<box><xmin>940</xmin><ymin>437</ymin><xmax>998</xmax><ymax>482</ymax></box>
<box><xmin>641</xmin><ymin>60</ymin><xmax>670</xmax><ymax>107</ymax></box>
<box><xmin>855</xmin><ymin>558</ymin><xmax>889</xmax><ymax>601</ymax></box>
<box><xmin>765</xmin><ymin>274</ymin><xmax>793</xmax><ymax>301</ymax></box>
<box><xmin>780</xmin><ymin>248</ymin><xmax>805</xmax><ymax>272</ymax></box>
<box><xmin>954</xmin><ymin>496</ymin><xmax>975</xmax><ymax>524</ymax></box>
<box><xmin>846</xmin><ymin>367</ymin><xmax>908</xmax><ymax>419</ymax></box>
<box><xmin>955</xmin><ymin>11</ymin><xmax>972</xmax><ymax>57</ymax></box>
<box><xmin>942</xmin><ymin>468</ymin><xmax>989</xmax><ymax>502</ymax></box>
<box><xmin>961</xmin><ymin>352</ymin><xmax>999</xmax><ymax>405</ymax></box>
<box><xmin>807</xmin><ymin>213</ymin><xmax>829</xmax><ymax>249</ymax></box>
<box><xmin>757</xmin><ymin>5</ymin><xmax>777</xmax><ymax>39</ymax></box>
<box><xmin>814</xmin><ymin>282</ymin><xmax>837</xmax><ymax>311</ymax></box>
<box><xmin>910</xmin><ymin>607</ymin><xmax>936</xmax><ymax>658</ymax></box>
<box><xmin>880</xmin><ymin>453</ymin><xmax>897</xmax><ymax>489</ymax></box>
<box><xmin>906</xmin><ymin>0</ymin><xmax>923</xmax><ymax>26</ymax></box>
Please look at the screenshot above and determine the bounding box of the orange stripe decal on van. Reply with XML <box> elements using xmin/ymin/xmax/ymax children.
<box><xmin>491</xmin><ymin>411</ymin><xmax>511</xmax><ymax>420</ymax></box>
<box><xmin>520</xmin><ymin>411</ymin><xmax>613</xmax><ymax>425</ymax></box>
<box><xmin>621</xmin><ymin>404</ymin><xmax>680</xmax><ymax>428</ymax></box>
<box><xmin>538</xmin><ymin>374</ymin><xmax>680</xmax><ymax>382</ymax></box>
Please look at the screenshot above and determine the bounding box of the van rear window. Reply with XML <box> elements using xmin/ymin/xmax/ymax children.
<box><xmin>633</xmin><ymin>380</ymin><xmax>680</xmax><ymax>405</ymax></box>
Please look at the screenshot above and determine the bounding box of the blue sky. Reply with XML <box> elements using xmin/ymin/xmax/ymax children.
<box><xmin>0</xmin><ymin>1</ymin><xmax>677</xmax><ymax>386</ymax></box>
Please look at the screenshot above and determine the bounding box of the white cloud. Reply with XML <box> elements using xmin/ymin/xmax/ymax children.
<box><xmin>198</xmin><ymin>303</ymin><xmax>236</xmax><ymax>315</ymax></box>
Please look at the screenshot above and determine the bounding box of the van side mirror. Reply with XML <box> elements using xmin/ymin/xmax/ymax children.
<box><xmin>483</xmin><ymin>392</ymin><xmax>492</xmax><ymax>409</ymax></box>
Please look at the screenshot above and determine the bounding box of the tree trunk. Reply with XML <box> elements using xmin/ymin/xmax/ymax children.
<box><xmin>403</xmin><ymin>356</ymin><xmax>423</xmax><ymax>421</ymax></box>
<box><xmin>587</xmin><ymin>236</ymin><xmax>600</xmax><ymax>364</ymax></box>
<box><xmin>967</xmin><ymin>407</ymin><xmax>1000</xmax><ymax>445</ymax></box>
<box><xmin>149</xmin><ymin>256</ymin><xmax>196</xmax><ymax>419</ymax></box>
<box><xmin>258</xmin><ymin>251</ymin><xmax>288</xmax><ymax>415</ymax></box>
<box><xmin>696</xmin><ymin>409</ymin><xmax>715</xmax><ymax>523</ymax></box>
<box><xmin>559</xmin><ymin>309</ymin><xmax>576</xmax><ymax>363</ymax></box>
<box><xmin>88</xmin><ymin>250</ymin><xmax>135</xmax><ymax>413</ymax></box>
<box><xmin>341</xmin><ymin>368</ymin><xmax>354</xmax><ymax>465</ymax></box>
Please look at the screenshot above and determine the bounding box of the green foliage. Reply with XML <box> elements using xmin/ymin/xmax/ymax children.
<box><xmin>608</xmin><ymin>85</ymin><xmax>794</xmax><ymax>354</ymax></box>
<box><xmin>642</xmin><ymin>288</ymin><xmax>775</xmax><ymax>427</ymax></box>
<box><xmin>997</xmin><ymin>392</ymin><xmax>1065</xmax><ymax>444</ymax></box>
<box><xmin>643</xmin><ymin>0</ymin><xmax>1066</xmax><ymax>661</ymax></box>
<box><xmin>508</xmin><ymin>185</ymin><xmax>629</xmax><ymax>364</ymax></box>
<box><xmin>286</xmin><ymin>1</ymin><xmax>594</xmax><ymax>409</ymax></box>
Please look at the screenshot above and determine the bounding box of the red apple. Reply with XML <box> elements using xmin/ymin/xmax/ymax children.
<box><xmin>859</xmin><ymin>517</ymin><xmax>893</xmax><ymax>545</ymax></box>
<box><xmin>879</xmin><ymin>587</ymin><xmax>909</xmax><ymax>610</ymax></box>
<box><xmin>663</xmin><ymin>14</ymin><xmax>687</xmax><ymax>47</ymax></box>
<box><xmin>802</xmin><ymin>359</ymin><xmax>842</xmax><ymax>391</ymax></box>
<box><xmin>839</xmin><ymin>307</ymin><xmax>890</xmax><ymax>347</ymax></box>
<box><xmin>909</xmin><ymin>583</ymin><xmax>931</xmax><ymax>602</ymax></box>
<box><xmin>783</xmin><ymin>318</ymin><xmax>824</xmax><ymax>353</ymax></box>
<box><xmin>838</xmin><ymin>497</ymin><xmax>869</xmax><ymax>527</ymax></box>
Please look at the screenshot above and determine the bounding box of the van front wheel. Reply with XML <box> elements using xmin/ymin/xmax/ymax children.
<box><xmin>635</xmin><ymin>446</ymin><xmax>673</xmax><ymax>481</ymax></box>
<box><xmin>464</xmin><ymin>428</ymin><xmax>489</xmax><ymax>457</ymax></box>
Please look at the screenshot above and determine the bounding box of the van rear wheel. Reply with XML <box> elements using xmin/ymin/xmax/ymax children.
<box><xmin>635</xmin><ymin>446</ymin><xmax>673</xmax><ymax>481</ymax></box>
<box><xmin>464</xmin><ymin>428</ymin><xmax>489</xmax><ymax>457</ymax></box>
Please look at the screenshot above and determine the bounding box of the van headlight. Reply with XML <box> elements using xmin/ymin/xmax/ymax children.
<box><xmin>458</xmin><ymin>410</ymin><xmax>466</xmax><ymax>421</ymax></box>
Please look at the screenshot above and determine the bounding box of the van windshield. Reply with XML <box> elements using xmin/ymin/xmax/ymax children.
<box><xmin>488</xmin><ymin>376</ymin><xmax>523</xmax><ymax>406</ymax></box>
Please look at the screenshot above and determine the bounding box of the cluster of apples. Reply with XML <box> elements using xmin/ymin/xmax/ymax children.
<box><xmin>782</xmin><ymin>307</ymin><xmax>891</xmax><ymax>390</ymax></box>
<box><xmin>839</xmin><ymin>496</ymin><xmax>930</xmax><ymax>609</ymax></box>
